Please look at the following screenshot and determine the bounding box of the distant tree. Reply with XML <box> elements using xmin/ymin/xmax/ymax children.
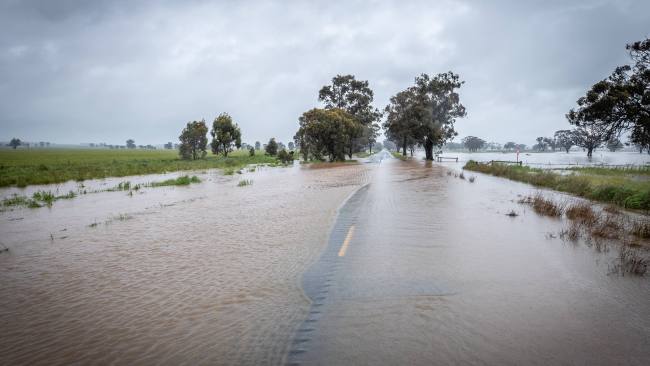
<box><xmin>294</xmin><ymin>108</ymin><xmax>362</xmax><ymax>161</ymax></box>
<box><xmin>265</xmin><ymin>137</ymin><xmax>278</xmax><ymax>156</ymax></box>
<box><xmin>384</xmin><ymin>72</ymin><xmax>466</xmax><ymax>159</ymax></box>
<box><xmin>516</xmin><ymin>144</ymin><xmax>527</xmax><ymax>151</ymax></box>
<box><xmin>365</xmin><ymin>122</ymin><xmax>380</xmax><ymax>153</ymax></box>
<box><xmin>277</xmin><ymin>141</ymin><xmax>286</xmax><ymax>151</ymax></box>
<box><xmin>503</xmin><ymin>141</ymin><xmax>517</xmax><ymax>150</ymax></box>
<box><xmin>210</xmin><ymin>113</ymin><xmax>241</xmax><ymax>157</ymax></box>
<box><xmin>45</xmin><ymin>142</ymin><xmax>50</xmax><ymax>147</ymax></box>
<box><xmin>554</xmin><ymin>130</ymin><xmax>575</xmax><ymax>153</ymax></box>
<box><xmin>319</xmin><ymin>74</ymin><xmax>382</xmax><ymax>156</ymax></box>
<box><xmin>571</xmin><ymin>125</ymin><xmax>606</xmax><ymax>158</ymax></box>
<box><xmin>543</xmin><ymin>137</ymin><xmax>557</xmax><ymax>151</ymax></box>
<box><xmin>383</xmin><ymin>139</ymin><xmax>396</xmax><ymax>151</ymax></box>
<box><xmin>462</xmin><ymin>136</ymin><xmax>486</xmax><ymax>152</ymax></box>
<box><xmin>277</xmin><ymin>148</ymin><xmax>293</xmax><ymax>164</ymax></box>
<box><xmin>287</xmin><ymin>141</ymin><xmax>295</xmax><ymax>150</ymax></box>
<box><xmin>126</xmin><ymin>139</ymin><xmax>136</xmax><ymax>149</ymax></box>
<box><xmin>164</xmin><ymin>142</ymin><xmax>173</xmax><ymax>149</ymax></box>
<box><xmin>39</xmin><ymin>141</ymin><xmax>45</xmax><ymax>147</ymax></box>
<box><xmin>179</xmin><ymin>120</ymin><xmax>208</xmax><ymax>160</ymax></box>
<box><xmin>384</xmin><ymin>88</ymin><xmax>419</xmax><ymax>156</ymax></box>
<box><xmin>606</xmin><ymin>137</ymin><xmax>624</xmax><ymax>152</ymax></box>
<box><xmin>533</xmin><ymin>137</ymin><xmax>548</xmax><ymax>152</ymax></box>
<box><xmin>248</xmin><ymin>146</ymin><xmax>255</xmax><ymax>156</ymax></box>
<box><xmin>255</xmin><ymin>141</ymin><xmax>261</xmax><ymax>150</ymax></box>
<box><xmin>567</xmin><ymin>37</ymin><xmax>650</xmax><ymax>155</ymax></box>
<box><xmin>486</xmin><ymin>142</ymin><xmax>502</xmax><ymax>150</ymax></box>
<box><xmin>8</xmin><ymin>138</ymin><xmax>21</xmax><ymax>149</ymax></box>
<box><xmin>373</xmin><ymin>141</ymin><xmax>383</xmax><ymax>151</ymax></box>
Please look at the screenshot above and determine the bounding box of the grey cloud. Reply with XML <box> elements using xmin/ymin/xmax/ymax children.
<box><xmin>0</xmin><ymin>0</ymin><xmax>648</xmax><ymax>146</ymax></box>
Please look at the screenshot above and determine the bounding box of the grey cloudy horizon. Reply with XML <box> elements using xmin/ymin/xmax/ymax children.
<box><xmin>1</xmin><ymin>0</ymin><xmax>648</xmax><ymax>147</ymax></box>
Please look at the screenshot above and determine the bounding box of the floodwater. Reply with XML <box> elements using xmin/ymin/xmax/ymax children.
<box><xmin>1</xmin><ymin>152</ymin><xmax>649</xmax><ymax>365</ymax></box>
<box><xmin>441</xmin><ymin>150</ymin><xmax>650</xmax><ymax>167</ymax></box>
<box><xmin>288</xmin><ymin>156</ymin><xmax>649</xmax><ymax>365</ymax></box>
<box><xmin>0</xmin><ymin>163</ymin><xmax>371</xmax><ymax>365</ymax></box>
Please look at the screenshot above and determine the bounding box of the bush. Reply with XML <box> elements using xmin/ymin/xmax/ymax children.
<box><xmin>277</xmin><ymin>149</ymin><xmax>293</xmax><ymax>164</ymax></box>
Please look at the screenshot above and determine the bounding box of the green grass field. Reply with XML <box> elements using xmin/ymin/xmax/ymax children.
<box><xmin>464</xmin><ymin>161</ymin><xmax>650</xmax><ymax>211</ymax></box>
<box><xmin>0</xmin><ymin>148</ymin><xmax>280</xmax><ymax>187</ymax></box>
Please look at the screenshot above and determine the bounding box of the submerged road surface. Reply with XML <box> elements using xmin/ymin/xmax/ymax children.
<box><xmin>287</xmin><ymin>157</ymin><xmax>650</xmax><ymax>365</ymax></box>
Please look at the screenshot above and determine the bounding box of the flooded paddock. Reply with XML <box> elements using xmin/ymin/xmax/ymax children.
<box><xmin>1</xmin><ymin>152</ymin><xmax>648</xmax><ymax>366</ymax></box>
<box><xmin>0</xmin><ymin>163</ymin><xmax>371</xmax><ymax>365</ymax></box>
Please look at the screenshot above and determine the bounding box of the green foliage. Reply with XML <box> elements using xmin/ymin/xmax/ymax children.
<box><xmin>149</xmin><ymin>175</ymin><xmax>200</xmax><ymax>187</ymax></box>
<box><xmin>0</xmin><ymin>149</ymin><xmax>278</xmax><ymax>187</ymax></box>
<box><xmin>179</xmin><ymin>120</ymin><xmax>208</xmax><ymax>160</ymax></box>
<box><xmin>265</xmin><ymin>138</ymin><xmax>278</xmax><ymax>156</ymax></box>
<box><xmin>464</xmin><ymin>161</ymin><xmax>650</xmax><ymax>210</ymax></box>
<box><xmin>294</xmin><ymin>108</ymin><xmax>362</xmax><ymax>162</ymax></box>
<box><xmin>462</xmin><ymin>136</ymin><xmax>486</xmax><ymax>152</ymax></box>
<box><xmin>210</xmin><ymin>113</ymin><xmax>242</xmax><ymax>157</ymax></box>
<box><xmin>237</xmin><ymin>179</ymin><xmax>253</xmax><ymax>187</ymax></box>
<box><xmin>8</xmin><ymin>138</ymin><xmax>21</xmax><ymax>149</ymax></box>
<box><xmin>277</xmin><ymin>148</ymin><xmax>294</xmax><ymax>164</ymax></box>
<box><xmin>384</xmin><ymin>72</ymin><xmax>466</xmax><ymax>159</ymax></box>
<box><xmin>248</xmin><ymin>146</ymin><xmax>255</xmax><ymax>156</ymax></box>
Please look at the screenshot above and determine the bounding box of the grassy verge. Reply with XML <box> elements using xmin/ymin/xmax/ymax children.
<box><xmin>0</xmin><ymin>149</ymin><xmax>279</xmax><ymax>187</ymax></box>
<box><xmin>464</xmin><ymin>161</ymin><xmax>650</xmax><ymax>211</ymax></box>
<box><xmin>391</xmin><ymin>151</ymin><xmax>408</xmax><ymax>160</ymax></box>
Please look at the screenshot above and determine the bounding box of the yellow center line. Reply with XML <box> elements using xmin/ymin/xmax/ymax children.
<box><xmin>338</xmin><ymin>225</ymin><xmax>355</xmax><ymax>257</ymax></box>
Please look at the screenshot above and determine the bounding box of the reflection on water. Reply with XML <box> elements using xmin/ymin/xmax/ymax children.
<box><xmin>0</xmin><ymin>164</ymin><xmax>371</xmax><ymax>365</ymax></box>
<box><xmin>289</xmin><ymin>158</ymin><xmax>650</xmax><ymax>365</ymax></box>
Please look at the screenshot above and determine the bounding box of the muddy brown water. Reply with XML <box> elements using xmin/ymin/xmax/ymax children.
<box><xmin>1</xmin><ymin>156</ymin><xmax>649</xmax><ymax>365</ymax></box>
<box><xmin>0</xmin><ymin>164</ymin><xmax>371</xmax><ymax>365</ymax></box>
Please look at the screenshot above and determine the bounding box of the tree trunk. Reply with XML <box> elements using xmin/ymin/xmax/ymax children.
<box><xmin>565</xmin><ymin>148</ymin><xmax>570</xmax><ymax>153</ymax></box>
<box><xmin>424</xmin><ymin>139</ymin><xmax>434</xmax><ymax>160</ymax></box>
<box><xmin>587</xmin><ymin>147</ymin><xmax>593</xmax><ymax>158</ymax></box>
<box><xmin>402</xmin><ymin>137</ymin><xmax>407</xmax><ymax>156</ymax></box>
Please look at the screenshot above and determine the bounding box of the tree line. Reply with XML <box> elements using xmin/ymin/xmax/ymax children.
<box><xmin>294</xmin><ymin>72</ymin><xmax>466</xmax><ymax>161</ymax></box>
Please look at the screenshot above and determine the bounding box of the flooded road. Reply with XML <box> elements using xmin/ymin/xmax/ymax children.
<box><xmin>1</xmin><ymin>155</ymin><xmax>649</xmax><ymax>365</ymax></box>
<box><xmin>288</xmin><ymin>157</ymin><xmax>650</xmax><ymax>365</ymax></box>
<box><xmin>0</xmin><ymin>164</ymin><xmax>371</xmax><ymax>365</ymax></box>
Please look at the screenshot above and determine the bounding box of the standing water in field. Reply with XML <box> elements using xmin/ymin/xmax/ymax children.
<box><xmin>1</xmin><ymin>157</ymin><xmax>648</xmax><ymax>365</ymax></box>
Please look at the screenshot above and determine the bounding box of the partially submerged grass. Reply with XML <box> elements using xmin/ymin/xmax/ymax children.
<box><xmin>237</xmin><ymin>179</ymin><xmax>253</xmax><ymax>187</ymax></box>
<box><xmin>565</xmin><ymin>202</ymin><xmax>598</xmax><ymax>226</ymax></box>
<box><xmin>464</xmin><ymin>161</ymin><xmax>650</xmax><ymax>211</ymax></box>
<box><xmin>0</xmin><ymin>148</ymin><xmax>280</xmax><ymax>187</ymax></box>
<box><xmin>610</xmin><ymin>246</ymin><xmax>648</xmax><ymax>276</ymax></box>
<box><xmin>631</xmin><ymin>221</ymin><xmax>650</xmax><ymax>239</ymax></box>
<box><xmin>149</xmin><ymin>175</ymin><xmax>200</xmax><ymax>187</ymax></box>
<box><xmin>520</xmin><ymin>194</ymin><xmax>564</xmax><ymax>217</ymax></box>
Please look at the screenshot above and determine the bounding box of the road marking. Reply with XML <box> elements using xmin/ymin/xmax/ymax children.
<box><xmin>338</xmin><ymin>225</ymin><xmax>355</xmax><ymax>257</ymax></box>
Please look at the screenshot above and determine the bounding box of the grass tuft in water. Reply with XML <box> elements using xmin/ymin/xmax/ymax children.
<box><xmin>237</xmin><ymin>179</ymin><xmax>253</xmax><ymax>187</ymax></box>
<box><xmin>149</xmin><ymin>175</ymin><xmax>200</xmax><ymax>187</ymax></box>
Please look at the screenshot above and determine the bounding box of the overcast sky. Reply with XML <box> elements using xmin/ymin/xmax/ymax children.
<box><xmin>0</xmin><ymin>0</ymin><xmax>648</xmax><ymax>146</ymax></box>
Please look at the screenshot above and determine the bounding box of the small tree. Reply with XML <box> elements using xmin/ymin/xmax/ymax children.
<box><xmin>607</xmin><ymin>137</ymin><xmax>624</xmax><ymax>152</ymax></box>
<box><xmin>288</xmin><ymin>141</ymin><xmax>295</xmax><ymax>150</ymax></box>
<box><xmin>126</xmin><ymin>139</ymin><xmax>136</xmax><ymax>149</ymax></box>
<box><xmin>164</xmin><ymin>142</ymin><xmax>173</xmax><ymax>149</ymax></box>
<box><xmin>248</xmin><ymin>146</ymin><xmax>255</xmax><ymax>156</ymax></box>
<box><xmin>255</xmin><ymin>141</ymin><xmax>261</xmax><ymax>150</ymax></box>
<box><xmin>277</xmin><ymin>148</ymin><xmax>293</xmax><ymax>164</ymax></box>
<box><xmin>503</xmin><ymin>142</ymin><xmax>517</xmax><ymax>150</ymax></box>
<box><xmin>572</xmin><ymin>125</ymin><xmax>606</xmax><ymax>157</ymax></box>
<box><xmin>265</xmin><ymin>138</ymin><xmax>278</xmax><ymax>156</ymax></box>
<box><xmin>462</xmin><ymin>136</ymin><xmax>486</xmax><ymax>152</ymax></box>
<box><xmin>210</xmin><ymin>113</ymin><xmax>242</xmax><ymax>157</ymax></box>
<box><xmin>554</xmin><ymin>130</ymin><xmax>575</xmax><ymax>153</ymax></box>
<box><xmin>8</xmin><ymin>138</ymin><xmax>21</xmax><ymax>149</ymax></box>
<box><xmin>179</xmin><ymin>120</ymin><xmax>208</xmax><ymax>160</ymax></box>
